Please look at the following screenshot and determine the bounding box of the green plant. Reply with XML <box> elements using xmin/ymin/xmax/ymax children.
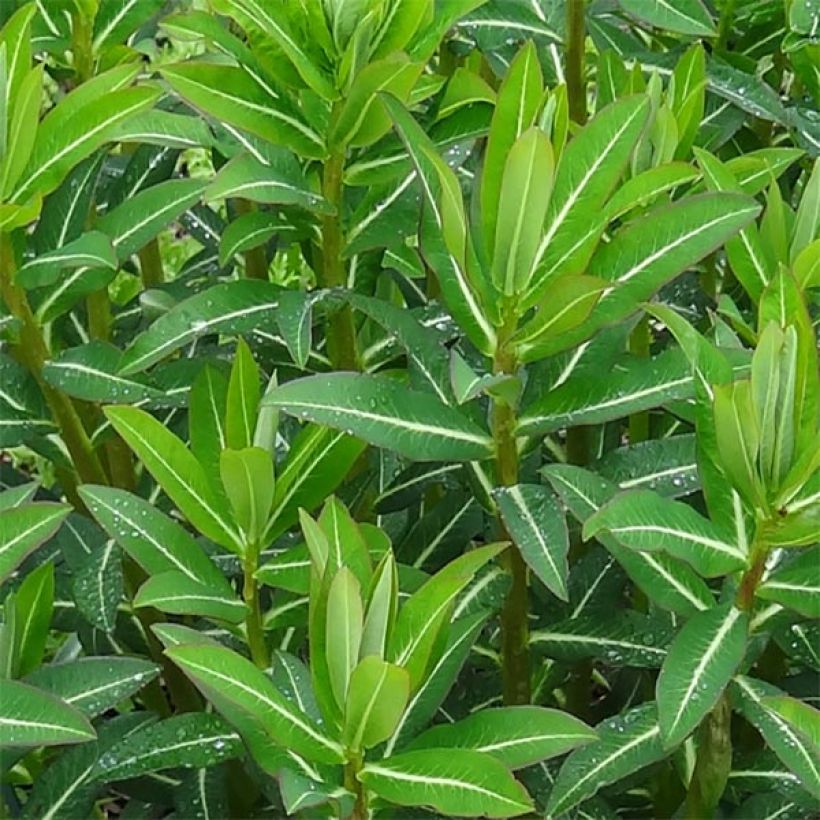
<box><xmin>1</xmin><ymin>1</ymin><xmax>818</xmax><ymax>818</ymax></box>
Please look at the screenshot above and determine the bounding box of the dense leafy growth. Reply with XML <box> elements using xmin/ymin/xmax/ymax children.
<box><xmin>0</xmin><ymin>0</ymin><xmax>818</xmax><ymax>818</ymax></box>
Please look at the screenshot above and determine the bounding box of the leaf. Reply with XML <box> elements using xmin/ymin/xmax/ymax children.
<box><xmin>525</xmin><ymin>96</ymin><xmax>651</xmax><ymax>305</ymax></box>
<box><xmin>763</xmin><ymin>697</ymin><xmax>820</xmax><ymax>750</ymax></box>
<box><xmin>220</xmin><ymin>448</ymin><xmax>274</xmax><ymax>544</ymax></box>
<box><xmin>0</xmin><ymin>680</ymin><xmax>95</xmax><ymax>748</ymax></box>
<box><xmin>263</xmin><ymin>373</ymin><xmax>493</xmax><ymax>462</ymax></box>
<box><xmin>24</xmin><ymin>657</ymin><xmax>160</xmax><ymax>718</ymax></box>
<box><xmin>94</xmin><ymin>713</ymin><xmax>242</xmax><ymax>781</ymax></box>
<box><xmin>0</xmin><ymin>503</ymin><xmax>69</xmax><ymax>584</ymax></box>
<box><xmin>206</xmin><ymin>152</ymin><xmax>330</xmax><ymax>213</ymax></box>
<box><xmin>385</xmin><ymin>612</ymin><xmax>488</xmax><ymax>755</ymax></box>
<box><xmin>359</xmin><ymin>748</ymin><xmax>533</xmax><ymax>818</ymax></box>
<box><xmin>166</xmin><ymin>643</ymin><xmax>345</xmax><ymax>764</ymax></box>
<box><xmin>408</xmin><ymin>706</ymin><xmax>596</xmax><ymax>770</ymax></box>
<box><xmin>494</xmin><ymin>484</ymin><xmax>569</xmax><ymax>600</ymax></box>
<box><xmin>604</xmin><ymin>162</ymin><xmax>700</xmax><ymax>221</ymax></box>
<box><xmin>619</xmin><ymin>0</ymin><xmax>716</xmax><ymax>36</ymax></box>
<box><xmin>17</xmin><ymin>231</ymin><xmax>117</xmax><ymax>289</ymax></box>
<box><xmin>119</xmin><ymin>280</ymin><xmax>281</xmax><ymax>374</ymax></box>
<box><xmin>189</xmin><ymin>365</ymin><xmax>229</xmax><ymax>482</ymax></box>
<box><xmin>71</xmin><ymin>540</ymin><xmax>122</xmax><ymax>633</ymax></box>
<box><xmin>108</xmin><ymin>109</ymin><xmax>215</xmax><ymax>150</ymax></box>
<box><xmin>585</xmin><ymin>490</ymin><xmax>747</xmax><ymax>577</ymax></box>
<box><xmin>757</xmin><ymin>548</ymin><xmax>820</xmax><ymax>619</ymax></box>
<box><xmin>79</xmin><ymin>485</ymin><xmax>229</xmax><ymax>592</ymax></box>
<box><xmin>135</xmin><ymin>571</ymin><xmax>247</xmax><ymax>624</ymax></box>
<box><xmin>657</xmin><ymin>603</ymin><xmax>748</xmax><ymax>748</ymax></box>
<box><xmin>160</xmin><ymin>63</ymin><xmax>325</xmax><ymax>159</ymax></box>
<box><xmin>545</xmin><ymin>703</ymin><xmax>666</xmax><ymax>816</ymax></box>
<box><xmin>225</xmin><ymin>339</ymin><xmax>260</xmax><ymax>451</ymax></box>
<box><xmin>325</xmin><ymin>567</ymin><xmax>363</xmax><ymax>708</ymax></box>
<box><xmin>42</xmin><ymin>342</ymin><xmax>161</xmax><ymax>404</ymax></box>
<box><xmin>219</xmin><ymin>211</ymin><xmax>278</xmax><ymax>267</ymax></box>
<box><xmin>732</xmin><ymin>676</ymin><xmax>820</xmax><ymax>798</ymax></box>
<box><xmin>343</xmin><ymin>656</ymin><xmax>409</xmax><ymax>751</ymax></box>
<box><xmin>104</xmin><ymin>406</ymin><xmax>242</xmax><ymax>553</ymax></box>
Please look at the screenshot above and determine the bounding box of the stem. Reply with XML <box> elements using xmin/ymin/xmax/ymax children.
<box><xmin>493</xmin><ymin>318</ymin><xmax>531</xmax><ymax>705</ymax></box>
<box><xmin>0</xmin><ymin>234</ymin><xmax>108</xmax><ymax>486</ymax></box>
<box><xmin>243</xmin><ymin>542</ymin><xmax>269</xmax><ymax>667</ymax></box>
<box><xmin>86</xmin><ymin>289</ymin><xmax>111</xmax><ymax>340</ymax></box>
<box><xmin>138</xmin><ymin>238</ymin><xmax>165</xmax><ymax>289</ymax></box>
<box><xmin>716</xmin><ymin>0</ymin><xmax>736</xmax><ymax>51</ymax></box>
<box><xmin>232</xmin><ymin>200</ymin><xmax>268</xmax><ymax>280</ymax></box>
<box><xmin>319</xmin><ymin>148</ymin><xmax>358</xmax><ymax>370</ymax></box>
<box><xmin>344</xmin><ymin>752</ymin><xmax>368</xmax><ymax>819</ymax></box>
<box><xmin>685</xmin><ymin>693</ymin><xmax>732</xmax><ymax>819</ymax></box>
<box><xmin>736</xmin><ymin>537</ymin><xmax>767</xmax><ymax>612</ymax></box>
<box><xmin>565</xmin><ymin>0</ymin><xmax>587</xmax><ymax>125</ymax></box>
<box><xmin>628</xmin><ymin>316</ymin><xmax>651</xmax><ymax>443</ymax></box>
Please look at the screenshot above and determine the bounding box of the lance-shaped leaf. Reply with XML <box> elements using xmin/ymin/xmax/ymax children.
<box><xmin>408</xmin><ymin>706</ymin><xmax>596</xmax><ymax>770</ymax></box>
<box><xmin>135</xmin><ymin>571</ymin><xmax>247</xmax><ymax>624</ymax></box>
<box><xmin>220</xmin><ymin>210</ymin><xmax>278</xmax><ymax>267</ymax></box>
<box><xmin>584</xmin><ymin>490</ymin><xmax>747</xmax><ymax>577</ymax></box>
<box><xmin>757</xmin><ymin>548</ymin><xmax>820</xmax><ymax>619</ymax></box>
<box><xmin>166</xmin><ymin>643</ymin><xmax>345</xmax><ymax>764</ymax></box>
<box><xmin>763</xmin><ymin>697</ymin><xmax>820</xmax><ymax>750</ymax></box>
<box><xmin>325</xmin><ymin>568</ymin><xmax>363</xmax><ymax>708</ymax></box>
<box><xmin>0</xmin><ymin>680</ymin><xmax>95</xmax><ymax>748</ymax></box>
<box><xmin>619</xmin><ymin>0</ymin><xmax>716</xmax><ymax>36</ymax></box>
<box><xmin>262</xmin><ymin>373</ymin><xmax>493</xmax><ymax>462</ymax></box>
<box><xmin>732</xmin><ymin>676</ymin><xmax>820</xmax><ymax>798</ymax></box>
<box><xmin>545</xmin><ymin>704</ymin><xmax>666</xmax><ymax>816</ymax></box>
<box><xmin>657</xmin><ymin>603</ymin><xmax>748</xmax><ymax>748</ymax></box>
<box><xmin>17</xmin><ymin>231</ymin><xmax>116</xmax><ymax>289</ymax></box>
<box><xmin>494</xmin><ymin>484</ymin><xmax>569</xmax><ymax>600</ymax></box>
<box><xmin>0</xmin><ymin>502</ymin><xmax>69</xmax><ymax>583</ymax></box>
<box><xmin>109</xmin><ymin>109</ymin><xmax>215</xmax><ymax>150</ymax></box>
<box><xmin>603</xmin><ymin>163</ymin><xmax>700</xmax><ymax>221</ymax></box>
<box><xmin>206</xmin><ymin>152</ymin><xmax>331</xmax><ymax>213</ymax></box>
<box><xmin>519</xmin><ymin>348</ymin><xmax>695</xmax><ymax>434</ymax></box>
<box><xmin>359</xmin><ymin>748</ymin><xmax>533</xmax><ymax>818</ymax></box>
<box><xmin>71</xmin><ymin>540</ymin><xmax>122</xmax><ymax>633</ymax></box>
<box><xmin>160</xmin><ymin>63</ymin><xmax>325</xmax><ymax>159</ymax></box>
<box><xmin>104</xmin><ymin>406</ymin><xmax>242</xmax><ymax>553</ymax></box>
<box><xmin>525</xmin><ymin>95</ymin><xmax>651</xmax><ymax>306</ymax></box>
<box><xmin>119</xmin><ymin>280</ymin><xmax>281</xmax><ymax>374</ymax></box>
<box><xmin>543</xmin><ymin>465</ymin><xmax>714</xmax><ymax>615</ymax></box>
<box><xmin>94</xmin><ymin>713</ymin><xmax>242</xmax><ymax>781</ymax></box>
<box><xmin>24</xmin><ymin>657</ymin><xmax>159</xmax><ymax>718</ymax></box>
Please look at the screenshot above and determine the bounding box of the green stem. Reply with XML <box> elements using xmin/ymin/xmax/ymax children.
<box><xmin>628</xmin><ymin>316</ymin><xmax>651</xmax><ymax>444</ymax></box>
<box><xmin>736</xmin><ymin>537</ymin><xmax>767</xmax><ymax>612</ymax></box>
<box><xmin>565</xmin><ymin>0</ymin><xmax>587</xmax><ymax>125</ymax></box>
<box><xmin>319</xmin><ymin>148</ymin><xmax>359</xmax><ymax>370</ymax></box>
<box><xmin>344</xmin><ymin>752</ymin><xmax>368</xmax><ymax>819</ymax></box>
<box><xmin>494</xmin><ymin>317</ymin><xmax>531</xmax><ymax>705</ymax></box>
<box><xmin>243</xmin><ymin>542</ymin><xmax>269</xmax><ymax>668</ymax></box>
<box><xmin>684</xmin><ymin>693</ymin><xmax>732</xmax><ymax>819</ymax></box>
<box><xmin>138</xmin><ymin>238</ymin><xmax>165</xmax><ymax>289</ymax></box>
<box><xmin>716</xmin><ymin>0</ymin><xmax>736</xmax><ymax>51</ymax></box>
<box><xmin>232</xmin><ymin>200</ymin><xmax>268</xmax><ymax>280</ymax></box>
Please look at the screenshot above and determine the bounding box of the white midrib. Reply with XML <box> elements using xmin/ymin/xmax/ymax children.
<box><xmin>0</xmin><ymin>512</ymin><xmax>63</xmax><ymax>559</ymax></box>
<box><xmin>531</xmin><ymin>631</ymin><xmax>666</xmax><ymax>658</ymax></box>
<box><xmin>608</xmin><ymin>523</ymin><xmax>742</xmax><ymax>558</ymax></box>
<box><xmin>414</xmin><ymin>497</ymin><xmax>474</xmax><ymax>568</ymax></box>
<box><xmin>505</xmin><ymin>486</ymin><xmax>562</xmax><ymax>587</ymax></box>
<box><xmin>41</xmin><ymin>762</ymin><xmax>96</xmax><ymax>820</ymax></box>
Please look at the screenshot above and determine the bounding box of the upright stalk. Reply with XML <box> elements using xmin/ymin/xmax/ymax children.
<box><xmin>344</xmin><ymin>753</ymin><xmax>368</xmax><ymax>820</ymax></box>
<box><xmin>565</xmin><ymin>0</ymin><xmax>587</xmax><ymax>125</ymax></box>
<box><xmin>494</xmin><ymin>313</ymin><xmax>531</xmax><ymax>705</ymax></box>
<box><xmin>138</xmin><ymin>239</ymin><xmax>165</xmax><ymax>288</ymax></box>
<box><xmin>684</xmin><ymin>693</ymin><xmax>732</xmax><ymax>819</ymax></box>
<box><xmin>243</xmin><ymin>542</ymin><xmax>269</xmax><ymax>668</ymax></box>
<box><xmin>628</xmin><ymin>316</ymin><xmax>651</xmax><ymax>443</ymax></box>
<box><xmin>232</xmin><ymin>200</ymin><xmax>269</xmax><ymax>280</ymax></box>
<box><xmin>716</xmin><ymin>0</ymin><xmax>737</xmax><ymax>51</ymax></box>
<box><xmin>319</xmin><ymin>148</ymin><xmax>358</xmax><ymax>370</ymax></box>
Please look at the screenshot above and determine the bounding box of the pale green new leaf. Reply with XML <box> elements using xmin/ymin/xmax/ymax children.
<box><xmin>757</xmin><ymin>548</ymin><xmax>820</xmax><ymax>619</ymax></box>
<box><xmin>619</xmin><ymin>0</ymin><xmax>716</xmax><ymax>36</ymax></box>
<box><xmin>0</xmin><ymin>503</ymin><xmax>69</xmax><ymax>584</ymax></box>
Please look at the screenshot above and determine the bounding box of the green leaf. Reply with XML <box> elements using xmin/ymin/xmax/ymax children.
<box><xmin>25</xmin><ymin>657</ymin><xmax>160</xmax><ymax>718</ymax></box>
<box><xmin>342</xmin><ymin>656</ymin><xmax>409</xmax><ymax>752</ymax></box>
<box><xmin>360</xmin><ymin>552</ymin><xmax>398</xmax><ymax>658</ymax></box>
<box><xmin>220</xmin><ymin>448</ymin><xmax>274</xmax><ymax>544</ymax></box>
<box><xmin>657</xmin><ymin>603</ymin><xmax>748</xmax><ymax>748</ymax></box>
<box><xmin>791</xmin><ymin>159</ymin><xmax>819</xmax><ymax>261</ymax></box>
<box><xmin>225</xmin><ymin>338</ymin><xmax>260</xmax><ymax>450</ymax></box>
<box><xmin>585</xmin><ymin>489</ymin><xmax>747</xmax><ymax>577</ymax></box>
<box><xmin>757</xmin><ymin>548</ymin><xmax>820</xmax><ymax>619</ymax></box>
<box><xmin>0</xmin><ymin>679</ymin><xmax>95</xmax><ymax>748</ymax></box>
<box><xmin>166</xmin><ymin>643</ymin><xmax>345</xmax><ymax>764</ymax></box>
<box><xmin>605</xmin><ymin>162</ymin><xmax>700</xmax><ymax>222</ymax></box>
<box><xmin>108</xmin><ymin>109</ymin><xmax>215</xmax><ymax>150</ymax></box>
<box><xmin>17</xmin><ymin>231</ymin><xmax>116</xmax><ymax>290</ymax></box>
<box><xmin>732</xmin><ymin>676</ymin><xmax>820</xmax><ymax>798</ymax></box>
<box><xmin>79</xmin><ymin>485</ymin><xmax>230</xmax><ymax>592</ymax></box>
<box><xmin>206</xmin><ymin>152</ymin><xmax>330</xmax><ymax>213</ymax></box>
<box><xmin>135</xmin><ymin>571</ymin><xmax>247</xmax><ymax>624</ymax></box>
<box><xmin>104</xmin><ymin>406</ymin><xmax>242</xmax><ymax>553</ymax></box>
<box><xmin>263</xmin><ymin>373</ymin><xmax>493</xmax><ymax>462</ymax></box>
<box><xmin>763</xmin><ymin>696</ymin><xmax>820</xmax><ymax>750</ymax></box>
<box><xmin>0</xmin><ymin>65</ymin><xmax>42</xmax><ymax>198</ymax></box>
<box><xmin>546</xmin><ymin>703</ymin><xmax>666</xmax><ymax>816</ymax></box>
<box><xmin>189</xmin><ymin>365</ymin><xmax>229</xmax><ymax>482</ymax></box>
<box><xmin>494</xmin><ymin>484</ymin><xmax>569</xmax><ymax>600</ymax></box>
<box><xmin>325</xmin><ymin>567</ymin><xmax>363</xmax><ymax>708</ymax></box>
<box><xmin>94</xmin><ymin>713</ymin><xmax>242</xmax><ymax>781</ymax></box>
<box><xmin>359</xmin><ymin>748</ymin><xmax>533</xmax><ymax>818</ymax></box>
<box><xmin>119</xmin><ymin>280</ymin><xmax>281</xmax><ymax>375</ymax></box>
<box><xmin>160</xmin><ymin>63</ymin><xmax>325</xmax><ymax>158</ymax></box>
<box><xmin>525</xmin><ymin>96</ymin><xmax>651</xmax><ymax>306</ymax></box>
<box><xmin>408</xmin><ymin>706</ymin><xmax>596</xmax><ymax>770</ymax></box>
<box><xmin>619</xmin><ymin>0</ymin><xmax>715</xmax><ymax>36</ymax></box>
<box><xmin>0</xmin><ymin>502</ymin><xmax>69</xmax><ymax>584</ymax></box>
<box><xmin>70</xmin><ymin>540</ymin><xmax>122</xmax><ymax>633</ymax></box>
<box><xmin>219</xmin><ymin>211</ymin><xmax>278</xmax><ymax>268</ymax></box>
<box><xmin>9</xmin><ymin>561</ymin><xmax>53</xmax><ymax>678</ymax></box>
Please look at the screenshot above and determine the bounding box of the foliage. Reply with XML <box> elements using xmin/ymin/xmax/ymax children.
<box><xmin>0</xmin><ymin>0</ymin><xmax>818</xmax><ymax>818</ymax></box>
